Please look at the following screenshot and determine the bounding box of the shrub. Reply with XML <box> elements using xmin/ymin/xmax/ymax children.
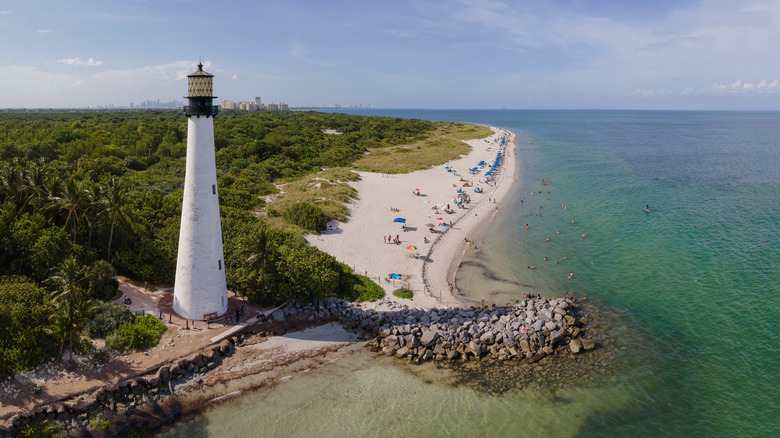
<box><xmin>92</xmin><ymin>350</ymin><xmax>109</xmax><ymax>367</ymax></box>
<box><xmin>84</xmin><ymin>301</ymin><xmax>135</xmax><ymax>338</ymax></box>
<box><xmin>393</xmin><ymin>288</ymin><xmax>413</xmax><ymax>299</ymax></box>
<box><xmin>88</xmin><ymin>414</ymin><xmax>110</xmax><ymax>432</ymax></box>
<box><xmin>282</xmin><ymin>202</ymin><xmax>328</xmax><ymax>232</ymax></box>
<box><xmin>109</xmin><ymin>315</ymin><xmax>166</xmax><ymax>351</ymax></box>
<box><xmin>352</xmin><ymin>275</ymin><xmax>384</xmax><ymax>302</ymax></box>
<box><xmin>15</xmin><ymin>419</ymin><xmax>67</xmax><ymax>438</ymax></box>
<box><xmin>0</xmin><ymin>277</ymin><xmax>55</xmax><ymax>376</ymax></box>
<box><xmin>105</xmin><ymin>332</ymin><xmax>124</xmax><ymax>351</ymax></box>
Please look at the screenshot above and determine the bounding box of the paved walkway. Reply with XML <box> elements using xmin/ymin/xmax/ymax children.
<box><xmin>208</xmin><ymin>303</ymin><xmax>286</xmax><ymax>344</ymax></box>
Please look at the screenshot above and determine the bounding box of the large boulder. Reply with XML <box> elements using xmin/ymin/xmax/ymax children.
<box><xmin>157</xmin><ymin>366</ymin><xmax>171</xmax><ymax>383</ymax></box>
<box><xmin>271</xmin><ymin>309</ymin><xmax>286</xmax><ymax>322</ymax></box>
<box><xmin>549</xmin><ymin>330</ymin><xmax>563</xmax><ymax>347</ymax></box>
<box><xmin>529</xmin><ymin>349</ymin><xmax>546</xmax><ymax>363</ymax></box>
<box><xmin>479</xmin><ymin>331</ymin><xmax>495</xmax><ymax>344</ymax></box>
<box><xmin>468</xmin><ymin>340</ymin><xmax>482</xmax><ymax>357</ymax></box>
<box><xmin>581</xmin><ymin>338</ymin><xmax>595</xmax><ymax>351</ymax></box>
<box><xmin>569</xmin><ymin>338</ymin><xmax>582</xmax><ymax>354</ymax></box>
<box><xmin>395</xmin><ymin>346</ymin><xmax>410</xmax><ymax>358</ymax></box>
<box><xmin>420</xmin><ymin>329</ymin><xmax>441</xmax><ymax>347</ymax></box>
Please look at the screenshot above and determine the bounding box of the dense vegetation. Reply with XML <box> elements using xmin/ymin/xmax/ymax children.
<box><xmin>0</xmin><ymin>109</ymin><xmax>460</xmax><ymax>374</ymax></box>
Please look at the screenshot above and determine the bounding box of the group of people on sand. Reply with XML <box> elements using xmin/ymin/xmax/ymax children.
<box><xmin>384</xmin><ymin>234</ymin><xmax>401</xmax><ymax>244</ymax></box>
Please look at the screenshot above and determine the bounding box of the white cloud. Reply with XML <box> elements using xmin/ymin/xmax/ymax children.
<box><xmin>58</xmin><ymin>57</ymin><xmax>103</xmax><ymax>67</ymax></box>
<box><xmin>384</xmin><ymin>29</ymin><xmax>418</xmax><ymax>38</ymax></box>
<box><xmin>231</xmin><ymin>74</ymin><xmax>238</xmax><ymax>81</ymax></box>
<box><xmin>288</xmin><ymin>42</ymin><xmax>336</xmax><ymax>67</ymax></box>
<box><xmin>37</xmin><ymin>29</ymin><xmax>54</xmax><ymax>36</ymax></box>
<box><xmin>707</xmin><ymin>79</ymin><xmax>780</xmax><ymax>93</ymax></box>
<box><xmin>289</xmin><ymin>43</ymin><xmax>308</xmax><ymax>60</ymax></box>
<box><xmin>632</xmin><ymin>88</ymin><xmax>658</xmax><ymax>97</ymax></box>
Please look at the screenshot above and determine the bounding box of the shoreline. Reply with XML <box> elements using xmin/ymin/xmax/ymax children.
<box><xmin>307</xmin><ymin>126</ymin><xmax>519</xmax><ymax>308</ymax></box>
<box><xmin>437</xmin><ymin>129</ymin><xmax>520</xmax><ymax>305</ymax></box>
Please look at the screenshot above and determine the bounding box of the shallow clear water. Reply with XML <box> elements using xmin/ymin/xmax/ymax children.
<box><xmin>161</xmin><ymin>110</ymin><xmax>780</xmax><ymax>437</ymax></box>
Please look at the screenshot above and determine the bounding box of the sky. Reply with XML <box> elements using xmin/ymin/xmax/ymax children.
<box><xmin>2</xmin><ymin>0</ymin><xmax>780</xmax><ymax>110</ymax></box>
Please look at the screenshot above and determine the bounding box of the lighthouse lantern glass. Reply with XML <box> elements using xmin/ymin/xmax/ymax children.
<box><xmin>188</xmin><ymin>76</ymin><xmax>212</xmax><ymax>97</ymax></box>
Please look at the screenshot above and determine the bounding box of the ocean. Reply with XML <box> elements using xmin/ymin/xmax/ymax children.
<box><xmin>160</xmin><ymin>110</ymin><xmax>779</xmax><ymax>437</ymax></box>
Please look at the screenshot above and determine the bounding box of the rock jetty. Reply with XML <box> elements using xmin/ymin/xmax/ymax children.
<box><xmin>321</xmin><ymin>296</ymin><xmax>594</xmax><ymax>363</ymax></box>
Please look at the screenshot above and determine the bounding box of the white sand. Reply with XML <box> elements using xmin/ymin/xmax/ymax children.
<box><xmin>306</xmin><ymin>127</ymin><xmax>519</xmax><ymax>309</ymax></box>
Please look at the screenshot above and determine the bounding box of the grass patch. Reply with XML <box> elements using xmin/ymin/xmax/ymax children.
<box><xmin>353</xmin><ymin>275</ymin><xmax>384</xmax><ymax>302</ymax></box>
<box><xmin>264</xmin><ymin>123</ymin><xmax>491</xmax><ymax>233</ymax></box>
<box><xmin>265</xmin><ymin>167</ymin><xmax>359</xmax><ymax>232</ymax></box>
<box><xmin>354</xmin><ymin>122</ymin><xmax>493</xmax><ymax>174</ymax></box>
<box><xmin>393</xmin><ymin>288</ymin><xmax>414</xmax><ymax>299</ymax></box>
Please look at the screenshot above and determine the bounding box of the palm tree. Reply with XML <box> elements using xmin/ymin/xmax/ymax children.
<box><xmin>245</xmin><ymin>225</ymin><xmax>279</xmax><ymax>300</ymax></box>
<box><xmin>49</xmin><ymin>178</ymin><xmax>90</xmax><ymax>243</ymax></box>
<box><xmin>23</xmin><ymin>158</ymin><xmax>52</xmax><ymax>214</ymax></box>
<box><xmin>85</xmin><ymin>182</ymin><xmax>102</xmax><ymax>248</ymax></box>
<box><xmin>0</xmin><ymin>158</ymin><xmax>27</xmax><ymax>209</ymax></box>
<box><xmin>98</xmin><ymin>178</ymin><xmax>132</xmax><ymax>262</ymax></box>
<box><xmin>48</xmin><ymin>257</ymin><xmax>88</xmax><ymax>363</ymax></box>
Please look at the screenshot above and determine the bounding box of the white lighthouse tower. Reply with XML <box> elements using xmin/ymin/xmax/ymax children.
<box><xmin>173</xmin><ymin>62</ymin><xmax>228</xmax><ymax>321</ymax></box>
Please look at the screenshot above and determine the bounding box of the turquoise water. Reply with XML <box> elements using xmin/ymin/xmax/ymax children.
<box><xmin>161</xmin><ymin>110</ymin><xmax>779</xmax><ymax>437</ymax></box>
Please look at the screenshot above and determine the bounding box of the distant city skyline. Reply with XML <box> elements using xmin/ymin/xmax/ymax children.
<box><xmin>2</xmin><ymin>1</ymin><xmax>780</xmax><ymax>110</ymax></box>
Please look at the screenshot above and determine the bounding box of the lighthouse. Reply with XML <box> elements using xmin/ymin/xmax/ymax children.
<box><xmin>173</xmin><ymin>62</ymin><xmax>228</xmax><ymax>321</ymax></box>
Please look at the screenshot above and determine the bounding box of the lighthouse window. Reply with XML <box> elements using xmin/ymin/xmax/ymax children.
<box><xmin>218</xmin><ymin>259</ymin><xmax>222</xmax><ymax>270</ymax></box>
<box><xmin>212</xmin><ymin>184</ymin><xmax>216</xmax><ymax>195</ymax></box>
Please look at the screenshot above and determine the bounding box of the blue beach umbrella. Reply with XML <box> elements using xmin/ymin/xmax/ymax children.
<box><xmin>393</xmin><ymin>218</ymin><xmax>406</xmax><ymax>223</ymax></box>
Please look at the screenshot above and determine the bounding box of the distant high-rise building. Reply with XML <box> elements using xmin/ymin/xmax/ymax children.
<box><xmin>221</xmin><ymin>98</ymin><xmax>287</xmax><ymax>111</ymax></box>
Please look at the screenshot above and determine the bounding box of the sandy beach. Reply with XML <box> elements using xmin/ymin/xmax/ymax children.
<box><xmin>307</xmin><ymin>127</ymin><xmax>519</xmax><ymax>309</ymax></box>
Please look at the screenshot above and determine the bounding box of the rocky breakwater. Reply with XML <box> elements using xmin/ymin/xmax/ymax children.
<box><xmin>328</xmin><ymin>296</ymin><xmax>594</xmax><ymax>363</ymax></box>
<box><xmin>3</xmin><ymin>334</ymin><xmax>241</xmax><ymax>436</ymax></box>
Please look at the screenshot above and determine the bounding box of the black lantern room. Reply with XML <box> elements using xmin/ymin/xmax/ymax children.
<box><xmin>184</xmin><ymin>62</ymin><xmax>219</xmax><ymax>117</ymax></box>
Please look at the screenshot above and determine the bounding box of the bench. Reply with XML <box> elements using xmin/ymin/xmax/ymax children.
<box><xmin>203</xmin><ymin>312</ymin><xmax>218</xmax><ymax>321</ymax></box>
